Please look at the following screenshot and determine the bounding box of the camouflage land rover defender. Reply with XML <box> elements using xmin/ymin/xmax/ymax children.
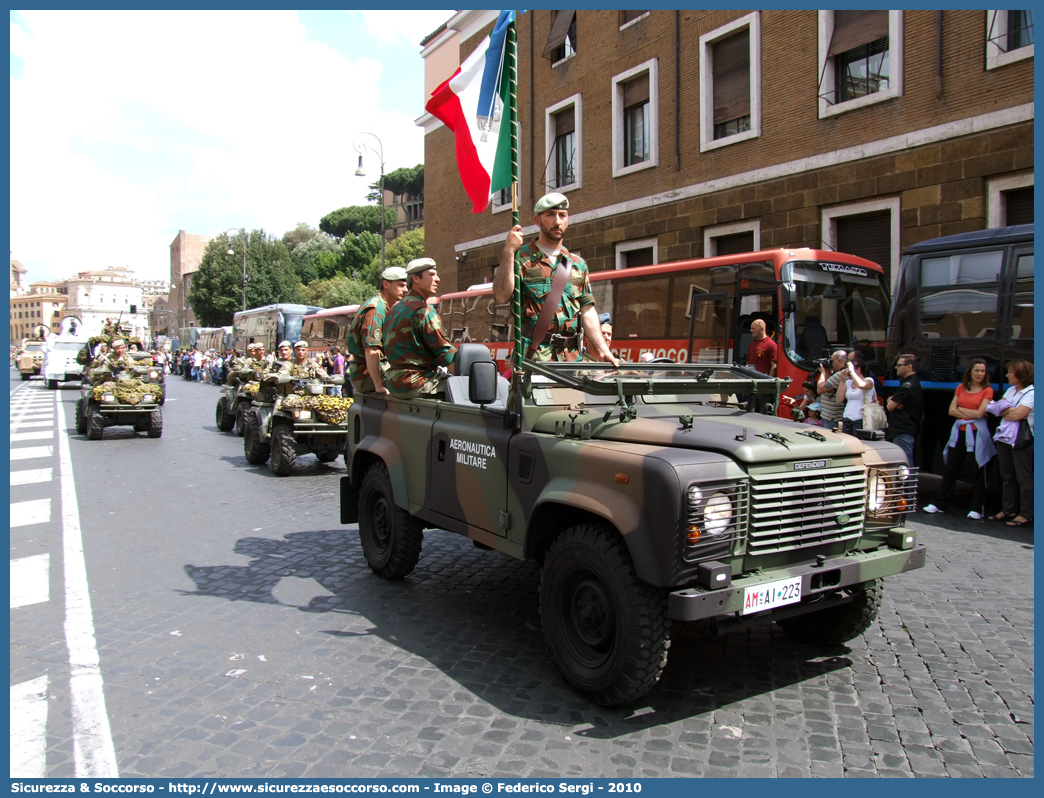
<box><xmin>340</xmin><ymin>345</ymin><xmax>925</xmax><ymax>706</ymax></box>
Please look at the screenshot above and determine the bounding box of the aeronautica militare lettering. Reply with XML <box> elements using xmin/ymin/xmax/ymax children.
<box><xmin>450</xmin><ymin>438</ymin><xmax>497</xmax><ymax>469</ymax></box>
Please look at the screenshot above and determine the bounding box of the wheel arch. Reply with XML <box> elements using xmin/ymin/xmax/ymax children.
<box><xmin>349</xmin><ymin>438</ymin><xmax>410</xmax><ymax>508</ymax></box>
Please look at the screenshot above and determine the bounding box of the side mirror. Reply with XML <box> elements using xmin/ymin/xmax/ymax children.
<box><xmin>330</xmin><ymin>375</ymin><xmax>345</xmax><ymax>385</ymax></box>
<box><xmin>276</xmin><ymin>373</ymin><xmax>293</xmax><ymax>385</ymax></box>
<box><xmin>469</xmin><ymin>361</ymin><xmax>499</xmax><ymax>405</ymax></box>
<box><xmin>781</xmin><ymin>282</ymin><xmax>797</xmax><ymax>314</ymax></box>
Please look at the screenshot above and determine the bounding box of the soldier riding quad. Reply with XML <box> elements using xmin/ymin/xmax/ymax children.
<box><xmin>340</xmin><ymin>345</ymin><xmax>926</xmax><ymax>706</ymax></box>
<box><xmin>76</xmin><ymin>353</ymin><xmax>164</xmax><ymax>440</ymax></box>
<box><xmin>243</xmin><ymin>375</ymin><xmax>350</xmax><ymax>475</ymax></box>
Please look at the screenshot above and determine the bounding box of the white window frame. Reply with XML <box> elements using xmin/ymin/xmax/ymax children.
<box><xmin>611</xmin><ymin>58</ymin><xmax>659</xmax><ymax>178</ymax></box>
<box><xmin>699</xmin><ymin>12</ymin><xmax>761</xmax><ymax>153</ymax></box>
<box><xmin>615</xmin><ymin>238</ymin><xmax>659</xmax><ymax>270</ymax></box>
<box><xmin>703</xmin><ymin>220</ymin><xmax>761</xmax><ymax>257</ymax></box>
<box><xmin>821</xmin><ymin>196</ymin><xmax>902</xmax><ymax>294</ymax></box>
<box><xmin>987</xmin><ymin>172</ymin><xmax>1034</xmax><ymax>228</ymax></box>
<box><xmin>818</xmin><ymin>10</ymin><xmax>904</xmax><ymax>119</ymax></box>
<box><xmin>545</xmin><ymin>93</ymin><xmax>583</xmax><ymax>194</ymax></box>
<box><xmin>987</xmin><ymin>10</ymin><xmax>1035</xmax><ymax>70</ymax></box>
<box><xmin>619</xmin><ymin>11</ymin><xmax>649</xmax><ymax>32</ymax></box>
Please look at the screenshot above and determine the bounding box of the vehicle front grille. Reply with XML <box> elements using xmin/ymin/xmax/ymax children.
<box><xmin>747</xmin><ymin>466</ymin><xmax>866</xmax><ymax>555</ymax></box>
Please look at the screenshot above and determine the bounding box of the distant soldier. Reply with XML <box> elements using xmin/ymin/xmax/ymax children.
<box><xmin>228</xmin><ymin>342</ymin><xmax>267</xmax><ymax>384</ymax></box>
<box><xmin>267</xmin><ymin>341</ymin><xmax>330</xmax><ymax>396</ymax></box>
<box><xmin>92</xmin><ymin>339</ymin><xmax>136</xmax><ymax>381</ymax></box>
<box><xmin>347</xmin><ymin>265</ymin><xmax>408</xmax><ymax>395</ymax></box>
<box><xmin>494</xmin><ymin>192</ymin><xmax>617</xmax><ymax>365</ymax></box>
<box><xmin>384</xmin><ymin>258</ymin><xmax>457</xmax><ymax>398</ymax></box>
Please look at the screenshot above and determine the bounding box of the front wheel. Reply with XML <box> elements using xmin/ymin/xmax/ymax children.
<box><xmin>358</xmin><ymin>463</ymin><xmax>423</xmax><ymax>580</ymax></box>
<box><xmin>86</xmin><ymin>408</ymin><xmax>104</xmax><ymax>440</ymax></box>
<box><xmin>234</xmin><ymin>402</ymin><xmax>248</xmax><ymax>437</ymax></box>
<box><xmin>776</xmin><ymin>580</ymin><xmax>883</xmax><ymax>645</ymax></box>
<box><xmin>269</xmin><ymin>423</ymin><xmax>297</xmax><ymax>476</ymax></box>
<box><xmin>243</xmin><ymin>414</ymin><xmax>270</xmax><ymax>464</ymax></box>
<box><xmin>146</xmin><ymin>409</ymin><xmax>163</xmax><ymax>438</ymax></box>
<box><xmin>47</xmin><ymin>379</ymin><xmax>59</xmax><ymax>390</ymax></box>
<box><xmin>20</xmin><ymin>373</ymin><xmax>29</xmax><ymax>381</ymax></box>
<box><xmin>75</xmin><ymin>398</ymin><xmax>87</xmax><ymax>435</ymax></box>
<box><xmin>540</xmin><ymin>523</ymin><xmax>670</xmax><ymax>706</ymax></box>
<box><xmin>215</xmin><ymin>397</ymin><xmax>235</xmax><ymax>432</ymax></box>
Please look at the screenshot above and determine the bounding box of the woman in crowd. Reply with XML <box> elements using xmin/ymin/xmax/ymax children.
<box><xmin>835</xmin><ymin>355</ymin><xmax>874</xmax><ymax>436</ymax></box>
<box><xmin>922</xmin><ymin>357</ymin><xmax>996</xmax><ymax>519</ymax></box>
<box><xmin>988</xmin><ymin>360</ymin><xmax>1034</xmax><ymax>527</ymax></box>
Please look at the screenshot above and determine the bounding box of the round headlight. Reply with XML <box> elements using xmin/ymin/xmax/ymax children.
<box><xmin>897</xmin><ymin>464</ymin><xmax>910</xmax><ymax>480</ymax></box>
<box><xmin>868</xmin><ymin>472</ymin><xmax>888</xmax><ymax>513</ymax></box>
<box><xmin>704</xmin><ymin>492</ymin><xmax>732</xmax><ymax>534</ymax></box>
<box><xmin>687</xmin><ymin>485</ymin><xmax>703</xmax><ymax>506</ymax></box>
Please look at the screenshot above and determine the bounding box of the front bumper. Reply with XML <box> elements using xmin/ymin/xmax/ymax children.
<box><xmin>96</xmin><ymin>402</ymin><xmax>161</xmax><ymax>417</ymax></box>
<box><xmin>667</xmin><ymin>539</ymin><xmax>927</xmax><ymax>622</ymax></box>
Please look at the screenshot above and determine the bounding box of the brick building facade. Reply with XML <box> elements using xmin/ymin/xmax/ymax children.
<box><xmin>418</xmin><ymin>10</ymin><xmax>1033</xmax><ymax>295</ymax></box>
<box><xmin>168</xmin><ymin>230</ymin><xmax>211</xmax><ymax>329</ymax></box>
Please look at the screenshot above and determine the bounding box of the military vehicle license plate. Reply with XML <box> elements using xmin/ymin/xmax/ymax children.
<box><xmin>741</xmin><ymin>576</ymin><xmax>802</xmax><ymax>614</ymax></box>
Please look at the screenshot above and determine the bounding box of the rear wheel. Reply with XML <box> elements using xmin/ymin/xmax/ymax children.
<box><xmin>86</xmin><ymin>408</ymin><xmax>104</xmax><ymax>440</ymax></box>
<box><xmin>243</xmin><ymin>414</ymin><xmax>270</xmax><ymax>464</ymax></box>
<box><xmin>540</xmin><ymin>523</ymin><xmax>670</xmax><ymax>706</ymax></box>
<box><xmin>215</xmin><ymin>397</ymin><xmax>235</xmax><ymax>432</ymax></box>
<box><xmin>20</xmin><ymin>373</ymin><xmax>29</xmax><ymax>381</ymax></box>
<box><xmin>74</xmin><ymin>398</ymin><xmax>87</xmax><ymax>435</ymax></box>
<box><xmin>147</xmin><ymin>409</ymin><xmax>163</xmax><ymax>438</ymax></box>
<box><xmin>269</xmin><ymin>423</ymin><xmax>297</xmax><ymax>476</ymax></box>
<box><xmin>776</xmin><ymin>580</ymin><xmax>883</xmax><ymax>645</ymax></box>
<box><xmin>359</xmin><ymin>463</ymin><xmax>423</xmax><ymax>579</ymax></box>
<box><xmin>234</xmin><ymin>402</ymin><xmax>248</xmax><ymax>437</ymax></box>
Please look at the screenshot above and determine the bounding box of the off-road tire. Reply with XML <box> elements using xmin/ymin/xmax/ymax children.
<box><xmin>243</xmin><ymin>414</ymin><xmax>271</xmax><ymax>464</ymax></box>
<box><xmin>234</xmin><ymin>402</ymin><xmax>248</xmax><ymax>437</ymax></box>
<box><xmin>147</xmin><ymin>409</ymin><xmax>163</xmax><ymax>438</ymax></box>
<box><xmin>312</xmin><ymin>441</ymin><xmax>341</xmax><ymax>463</ymax></box>
<box><xmin>359</xmin><ymin>463</ymin><xmax>423</xmax><ymax>580</ymax></box>
<box><xmin>47</xmin><ymin>379</ymin><xmax>59</xmax><ymax>390</ymax></box>
<box><xmin>269</xmin><ymin>423</ymin><xmax>297</xmax><ymax>476</ymax></box>
<box><xmin>75</xmin><ymin>398</ymin><xmax>87</xmax><ymax>435</ymax></box>
<box><xmin>133</xmin><ymin>422</ymin><xmax>148</xmax><ymax>432</ymax></box>
<box><xmin>215</xmin><ymin>397</ymin><xmax>235</xmax><ymax>432</ymax></box>
<box><xmin>776</xmin><ymin>580</ymin><xmax>883</xmax><ymax>645</ymax></box>
<box><xmin>20</xmin><ymin>373</ymin><xmax>29</xmax><ymax>381</ymax></box>
<box><xmin>86</xmin><ymin>408</ymin><xmax>105</xmax><ymax>440</ymax></box>
<box><xmin>540</xmin><ymin>523</ymin><xmax>670</xmax><ymax>706</ymax></box>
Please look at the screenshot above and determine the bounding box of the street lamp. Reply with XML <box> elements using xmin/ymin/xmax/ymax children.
<box><xmin>225</xmin><ymin>227</ymin><xmax>249</xmax><ymax>311</ymax></box>
<box><xmin>353</xmin><ymin>132</ymin><xmax>386</xmax><ymax>273</ymax></box>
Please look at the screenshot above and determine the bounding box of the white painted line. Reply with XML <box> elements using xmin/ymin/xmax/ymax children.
<box><xmin>11</xmin><ymin>468</ymin><xmax>53</xmax><ymax>486</ymax></box>
<box><xmin>11</xmin><ymin>421</ymin><xmax>55</xmax><ymax>429</ymax></box>
<box><xmin>11</xmin><ymin>431</ymin><xmax>54</xmax><ymax>443</ymax></box>
<box><xmin>11</xmin><ymin>553</ymin><xmax>50</xmax><ymax>608</ymax></box>
<box><xmin>56</xmin><ymin>391</ymin><xmax>119</xmax><ymax>777</ymax></box>
<box><xmin>10</xmin><ymin>499</ymin><xmax>51</xmax><ymax>528</ymax></box>
<box><xmin>10</xmin><ymin>676</ymin><xmax>49</xmax><ymax>777</ymax></box>
<box><xmin>11</xmin><ymin>447</ymin><xmax>53</xmax><ymax>461</ymax></box>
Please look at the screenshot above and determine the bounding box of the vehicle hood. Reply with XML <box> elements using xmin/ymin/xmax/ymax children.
<box><xmin>531</xmin><ymin>408</ymin><xmax>864</xmax><ymax>462</ymax></box>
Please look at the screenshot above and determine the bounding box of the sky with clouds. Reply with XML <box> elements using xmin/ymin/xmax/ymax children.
<box><xmin>9</xmin><ymin>9</ymin><xmax>454</xmax><ymax>284</ymax></box>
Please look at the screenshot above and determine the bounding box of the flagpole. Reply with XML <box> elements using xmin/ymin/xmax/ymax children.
<box><xmin>508</xmin><ymin>13</ymin><xmax>523</xmax><ymax>372</ymax></box>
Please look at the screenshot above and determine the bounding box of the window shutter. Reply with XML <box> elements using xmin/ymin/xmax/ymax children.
<box><xmin>624</xmin><ymin>247</ymin><xmax>655</xmax><ymax>269</ymax></box>
<box><xmin>714</xmin><ymin>231</ymin><xmax>755</xmax><ymax>256</ymax></box>
<box><xmin>712</xmin><ymin>30</ymin><xmax>750</xmax><ymax>125</ymax></box>
<box><xmin>827</xmin><ymin>10</ymin><xmax>889</xmax><ymax>57</ymax></box>
<box><xmin>543</xmin><ymin>11</ymin><xmax>576</xmax><ymax>57</ymax></box>
<box><xmin>555</xmin><ymin>106</ymin><xmax>575</xmax><ymax>137</ymax></box>
<box><xmin>836</xmin><ymin>211</ymin><xmax>891</xmax><ymax>284</ymax></box>
<box><xmin>1005</xmin><ymin>187</ymin><xmax>1034</xmax><ymax>226</ymax></box>
<box><xmin>622</xmin><ymin>72</ymin><xmax>649</xmax><ymax>108</ymax></box>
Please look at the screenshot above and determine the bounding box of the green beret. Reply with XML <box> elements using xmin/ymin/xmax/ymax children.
<box><xmin>294</xmin><ymin>341</ymin><xmax>308</xmax><ymax>349</ymax></box>
<box><xmin>534</xmin><ymin>192</ymin><xmax>569</xmax><ymax>214</ymax></box>
<box><xmin>277</xmin><ymin>340</ymin><xmax>292</xmax><ymax>349</ymax></box>
<box><xmin>381</xmin><ymin>266</ymin><xmax>408</xmax><ymax>282</ymax></box>
<box><xmin>405</xmin><ymin>258</ymin><xmax>437</xmax><ymax>276</ymax></box>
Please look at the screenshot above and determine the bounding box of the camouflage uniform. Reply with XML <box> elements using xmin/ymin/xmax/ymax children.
<box><xmin>384</xmin><ymin>294</ymin><xmax>458</xmax><ymax>398</ymax></box>
<box><xmin>92</xmin><ymin>352</ymin><xmax>136</xmax><ymax>381</ymax></box>
<box><xmin>347</xmin><ymin>294</ymin><xmax>389</xmax><ymax>393</ymax></box>
<box><xmin>267</xmin><ymin>358</ymin><xmax>329</xmax><ymax>397</ymax></box>
<box><xmin>516</xmin><ymin>239</ymin><xmax>595</xmax><ymax>361</ymax></box>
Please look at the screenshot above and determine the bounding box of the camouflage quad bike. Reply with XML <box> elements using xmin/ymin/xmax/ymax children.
<box><xmin>76</xmin><ymin>355</ymin><xmax>164</xmax><ymax>440</ymax></box>
<box><xmin>216</xmin><ymin>377</ymin><xmax>259</xmax><ymax>436</ymax></box>
<box><xmin>243</xmin><ymin>375</ymin><xmax>349</xmax><ymax>475</ymax></box>
<box><xmin>340</xmin><ymin>345</ymin><xmax>926</xmax><ymax>706</ymax></box>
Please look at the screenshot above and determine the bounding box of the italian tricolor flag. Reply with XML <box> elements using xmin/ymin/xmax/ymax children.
<box><xmin>425</xmin><ymin>10</ymin><xmax>514</xmax><ymax>214</ymax></box>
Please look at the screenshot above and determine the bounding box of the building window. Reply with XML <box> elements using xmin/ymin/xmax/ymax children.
<box><xmin>619</xmin><ymin>11</ymin><xmax>648</xmax><ymax>30</ymax></box>
<box><xmin>615</xmin><ymin>238</ymin><xmax>659</xmax><ymax>270</ymax></box>
<box><xmin>987</xmin><ymin>173</ymin><xmax>1034</xmax><ymax>227</ymax></box>
<box><xmin>700</xmin><ymin>12</ymin><xmax>761</xmax><ymax>152</ymax></box>
<box><xmin>821</xmin><ymin>197</ymin><xmax>901</xmax><ymax>293</ymax></box>
<box><xmin>704</xmin><ymin>221</ymin><xmax>761</xmax><ymax>257</ymax></box>
<box><xmin>544</xmin><ymin>11</ymin><xmax>576</xmax><ymax>64</ymax></box>
<box><xmin>818</xmin><ymin>11</ymin><xmax>903</xmax><ymax>118</ymax></box>
<box><xmin>544</xmin><ymin>94</ymin><xmax>582</xmax><ymax>192</ymax></box>
<box><xmin>612</xmin><ymin>58</ymin><xmax>658</xmax><ymax>177</ymax></box>
<box><xmin>987</xmin><ymin>10</ymin><xmax>1035</xmax><ymax>70</ymax></box>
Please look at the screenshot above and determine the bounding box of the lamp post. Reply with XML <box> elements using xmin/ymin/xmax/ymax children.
<box><xmin>225</xmin><ymin>227</ymin><xmax>249</xmax><ymax>311</ymax></box>
<box><xmin>353</xmin><ymin>132</ymin><xmax>386</xmax><ymax>273</ymax></box>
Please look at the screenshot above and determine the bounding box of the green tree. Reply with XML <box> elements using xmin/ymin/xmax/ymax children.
<box><xmin>289</xmin><ymin>231</ymin><xmax>340</xmax><ymax>283</ymax></box>
<box><xmin>319</xmin><ymin>205</ymin><xmax>397</xmax><ymax>238</ymax></box>
<box><xmin>187</xmin><ymin>230</ymin><xmax>302</xmax><ymax>326</ymax></box>
<box><xmin>340</xmin><ymin>231</ymin><xmax>382</xmax><ymax>278</ymax></box>
<box><xmin>281</xmin><ymin>222</ymin><xmax>317</xmax><ymax>253</ymax></box>
<box><xmin>363</xmin><ymin>227</ymin><xmax>425</xmax><ymax>285</ymax></box>
<box><xmin>300</xmin><ymin>275</ymin><xmax>376</xmax><ymax>308</ymax></box>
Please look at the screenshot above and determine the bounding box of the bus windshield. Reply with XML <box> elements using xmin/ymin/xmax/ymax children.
<box><xmin>782</xmin><ymin>260</ymin><xmax>890</xmax><ymax>371</ymax></box>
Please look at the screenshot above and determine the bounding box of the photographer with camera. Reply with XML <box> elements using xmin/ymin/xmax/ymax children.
<box><xmin>815</xmin><ymin>351</ymin><xmax>848</xmax><ymax>430</ymax></box>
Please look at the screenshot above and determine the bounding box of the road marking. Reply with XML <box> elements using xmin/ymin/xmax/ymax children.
<box><xmin>11</xmin><ymin>420</ymin><xmax>55</xmax><ymax>429</ymax></box>
<box><xmin>10</xmin><ymin>499</ymin><xmax>51</xmax><ymax>528</ymax></box>
<box><xmin>11</xmin><ymin>554</ymin><xmax>50</xmax><ymax>608</ymax></box>
<box><xmin>56</xmin><ymin>392</ymin><xmax>119</xmax><ymax>777</ymax></box>
<box><xmin>11</xmin><ymin>468</ymin><xmax>53</xmax><ymax>486</ymax></box>
<box><xmin>11</xmin><ymin>430</ymin><xmax>54</xmax><ymax>442</ymax></box>
<box><xmin>10</xmin><ymin>676</ymin><xmax>49</xmax><ymax>777</ymax></box>
<box><xmin>11</xmin><ymin>447</ymin><xmax>53</xmax><ymax>461</ymax></box>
